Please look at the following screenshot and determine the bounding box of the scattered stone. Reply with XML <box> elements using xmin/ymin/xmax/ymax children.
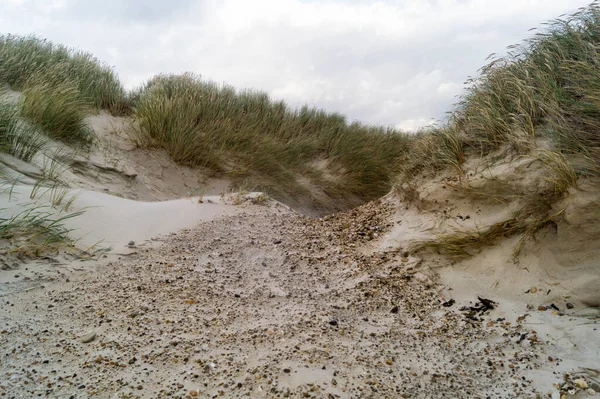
<box><xmin>574</xmin><ymin>379</ymin><xmax>589</xmax><ymax>389</ymax></box>
<box><xmin>566</xmin><ymin>302</ymin><xmax>574</xmax><ymax>309</ymax></box>
<box><xmin>442</xmin><ymin>299</ymin><xmax>455</xmax><ymax>307</ymax></box>
<box><xmin>80</xmin><ymin>331</ymin><xmax>97</xmax><ymax>344</ymax></box>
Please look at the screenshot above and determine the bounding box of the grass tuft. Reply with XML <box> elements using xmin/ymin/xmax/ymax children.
<box><xmin>0</xmin><ymin>100</ymin><xmax>47</xmax><ymax>162</ymax></box>
<box><xmin>452</xmin><ymin>1</ymin><xmax>600</xmax><ymax>168</ymax></box>
<box><xmin>18</xmin><ymin>82</ymin><xmax>93</xmax><ymax>145</ymax></box>
<box><xmin>0</xmin><ymin>35</ymin><xmax>127</xmax><ymax>112</ymax></box>
<box><xmin>0</xmin><ymin>205</ymin><xmax>83</xmax><ymax>257</ymax></box>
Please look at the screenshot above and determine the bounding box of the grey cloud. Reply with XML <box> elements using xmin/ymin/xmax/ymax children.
<box><xmin>57</xmin><ymin>0</ymin><xmax>198</xmax><ymax>23</ymax></box>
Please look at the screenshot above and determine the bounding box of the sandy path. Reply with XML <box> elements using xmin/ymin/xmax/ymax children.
<box><xmin>0</xmin><ymin>200</ymin><xmax>597</xmax><ymax>398</ymax></box>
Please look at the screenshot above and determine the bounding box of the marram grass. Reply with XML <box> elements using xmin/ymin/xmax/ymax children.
<box><xmin>19</xmin><ymin>82</ymin><xmax>93</xmax><ymax>145</ymax></box>
<box><xmin>0</xmin><ymin>34</ymin><xmax>127</xmax><ymax>112</ymax></box>
<box><xmin>133</xmin><ymin>73</ymin><xmax>410</xmax><ymax>204</ymax></box>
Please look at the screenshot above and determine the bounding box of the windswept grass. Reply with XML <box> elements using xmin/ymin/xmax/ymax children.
<box><xmin>0</xmin><ymin>100</ymin><xmax>47</xmax><ymax>162</ymax></box>
<box><xmin>396</xmin><ymin>126</ymin><xmax>465</xmax><ymax>182</ymax></box>
<box><xmin>0</xmin><ymin>205</ymin><xmax>83</xmax><ymax>257</ymax></box>
<box><xmin>0</xmin><ymin>35</ymin><xmax>127</xmax><ymax>112</ymax></box>
<box><xmin>399</xmin><ymin>2</ymin><xmax>600</xmax><ymax>195</ymax></box>
<box><xmin>18</xmin><ymin>82</ymin><xmax>93</xmax><ymax>145</ymax></box>
<box><xmin>454</xmin><ymin>2</ymin><xmax>600</xmax><ymax>165</ymax></box>
<box><xmin>133</xmin><ymin>73</ymin><xmax>409</xmax><ymax>205</ymax></box>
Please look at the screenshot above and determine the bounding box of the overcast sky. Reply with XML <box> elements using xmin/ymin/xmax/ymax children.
<box><xmin>0</xmin><ymin>0</ymin><xmax>592</xmax><ymax>130</ymax></box>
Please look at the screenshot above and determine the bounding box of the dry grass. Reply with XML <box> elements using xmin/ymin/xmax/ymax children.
<box><xmin>395</xmin><ymin>125</ymin><xmax>466</xmax><ymax>189</ymax></box>
<box><xmin>414</xmin><ymin>191</ymin><xmax>562</xmax><ymax>259</ymax></box>
<box><xmin>0</xmin><ymin>100</ymin><xmax>47</xmax><ymax>162</ymax></box>
<box><xmin>415</xmin><ymin>190</ymin><xmax>564</xmax><ymax>259</ymax></box>
<box><xmin>19</xmin><ymin>82</ymin><xmax>93</xmax><ymax>145</ymax></box>
<box><xmin>0</xmin><ymin>35</ymin><xmax>127</xmax><ymax>112</ymax></box>
<box><xmin>535</xmin><ymin>149</ymin><xmax>579</xmax><ymax>193</ymax></box>
<box><xmin>133</xmin><ymin>73</ymin><xmax>410</xmax><ymax>208</ymax></box>
<box><xmin>0</xmin><ymin>205</ymin><xmax>83</xmax><ymax>257</ymax></box>
<box><xmin>397</xmin><ymin>3</ymin><xmax>600</xmax><ymax>192</ymax></box>
<box><xmin>454</xmin><ymin>2</ymin><xmax>600</xmax><ymax>168</ymax></box>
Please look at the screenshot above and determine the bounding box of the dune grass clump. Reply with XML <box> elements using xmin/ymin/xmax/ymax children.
<box><xmin>18</xmin><ymin>82</ymin><xmax>93</xmax><ymax>145</ymax></box>
<box><xmin>0</xmin><ymin>35</ymin><xmax>128</xmax><ymax>112</ymax></box>
<box><xmin>133</xmin><ymin>73</ymin><xmax>409</xmax><ymax>204</ymax></box>
<box><xmin>395</xmin><ymin>125</ymin><xmax>465</xmax><ymax>187</ymax></box>
<box><xmin>0</xmin><ymin>205</ymin><xmax>83</xmax><ymax>257</ymax></box>
<box><xmin>455</xmin><ymin>2</ymin><xmax>600</xmax><ymax>165</ymax></box>
<box><xmin>0</xmin><ymin>100</ymin><xmax>47</xmax><ymax>162</ymax></box>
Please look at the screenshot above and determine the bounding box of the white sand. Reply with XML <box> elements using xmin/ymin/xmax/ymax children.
<box><xmin>1</xmin><ymin>185</ymin><xmax>237</xmax><ymax>250</ymax></box>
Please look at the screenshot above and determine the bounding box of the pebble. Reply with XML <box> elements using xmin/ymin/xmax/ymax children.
<box><xmin>574</xmin><ymin>379</ymin><xmax>589</xmax><ymax>389</ymax></box>
<box><xmin>80</xmin><ymin>331</ymin><xmax>97</xmax><ymax>344</ymax></box>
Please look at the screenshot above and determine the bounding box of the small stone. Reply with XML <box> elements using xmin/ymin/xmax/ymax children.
<box><xmin>529</xmin><ymin>287</ymin><xmax>538</xmax><ymax>293</ymax></box>
<box><xmin>385</xmin><ymin>359</ymin><xmax>393</xmax><ymax>365</ymax></box>
<box><xmin>587</xmin><ymin>389</ymin><xmax>596</xmax><ymax>396</ymax></box>
<box><xmin>328</xmin><ymin>318</ymin><xmax>338</xmax><ymax>326</ymax></box>
<box><xmin>537</xmin><ymin>305</ymin><xmax>546</xmax><ymax>311</ymax></box>
<box><xmin>574</xmin><ymin>379</ymin><xmax>589</xmax><ymax>389</ymax></box>
<box><xmin>80</xmin><ymin>331</ymin><xmax>97</xmax><ymax>344</ymax></box>
<box><xmin>566</xmin><ymin>302</ymin><xmax>574</xmax><ymax>309</ymax></box>
<box><xmin>128</xmin><ymin>241</ymin><xmax>135</xmax><ymax>246</ymax></box>
<box><xmin>190</xmin><ymin>390</ymin><xmax>198</xmax><ymax>397</ymax></box>
<box><xmin>273</xmin><ymin>239</ymin><xmax>282</xmax><ymax>244</ymax></box>
<box><xmin>390</xmin><ymin>306</ymin><xmax>399</xmax><ymax>314</ymax></box>
<box><xmin>283</xmin><ymin>368</ymin><xmax>291</xmax><ymax>373</ymax></box>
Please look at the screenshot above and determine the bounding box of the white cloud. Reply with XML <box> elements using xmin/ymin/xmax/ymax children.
<box><xmin>0</xmin><ymin>0</ymin><xmax>591</xmax><ymax>130</ymax></box>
